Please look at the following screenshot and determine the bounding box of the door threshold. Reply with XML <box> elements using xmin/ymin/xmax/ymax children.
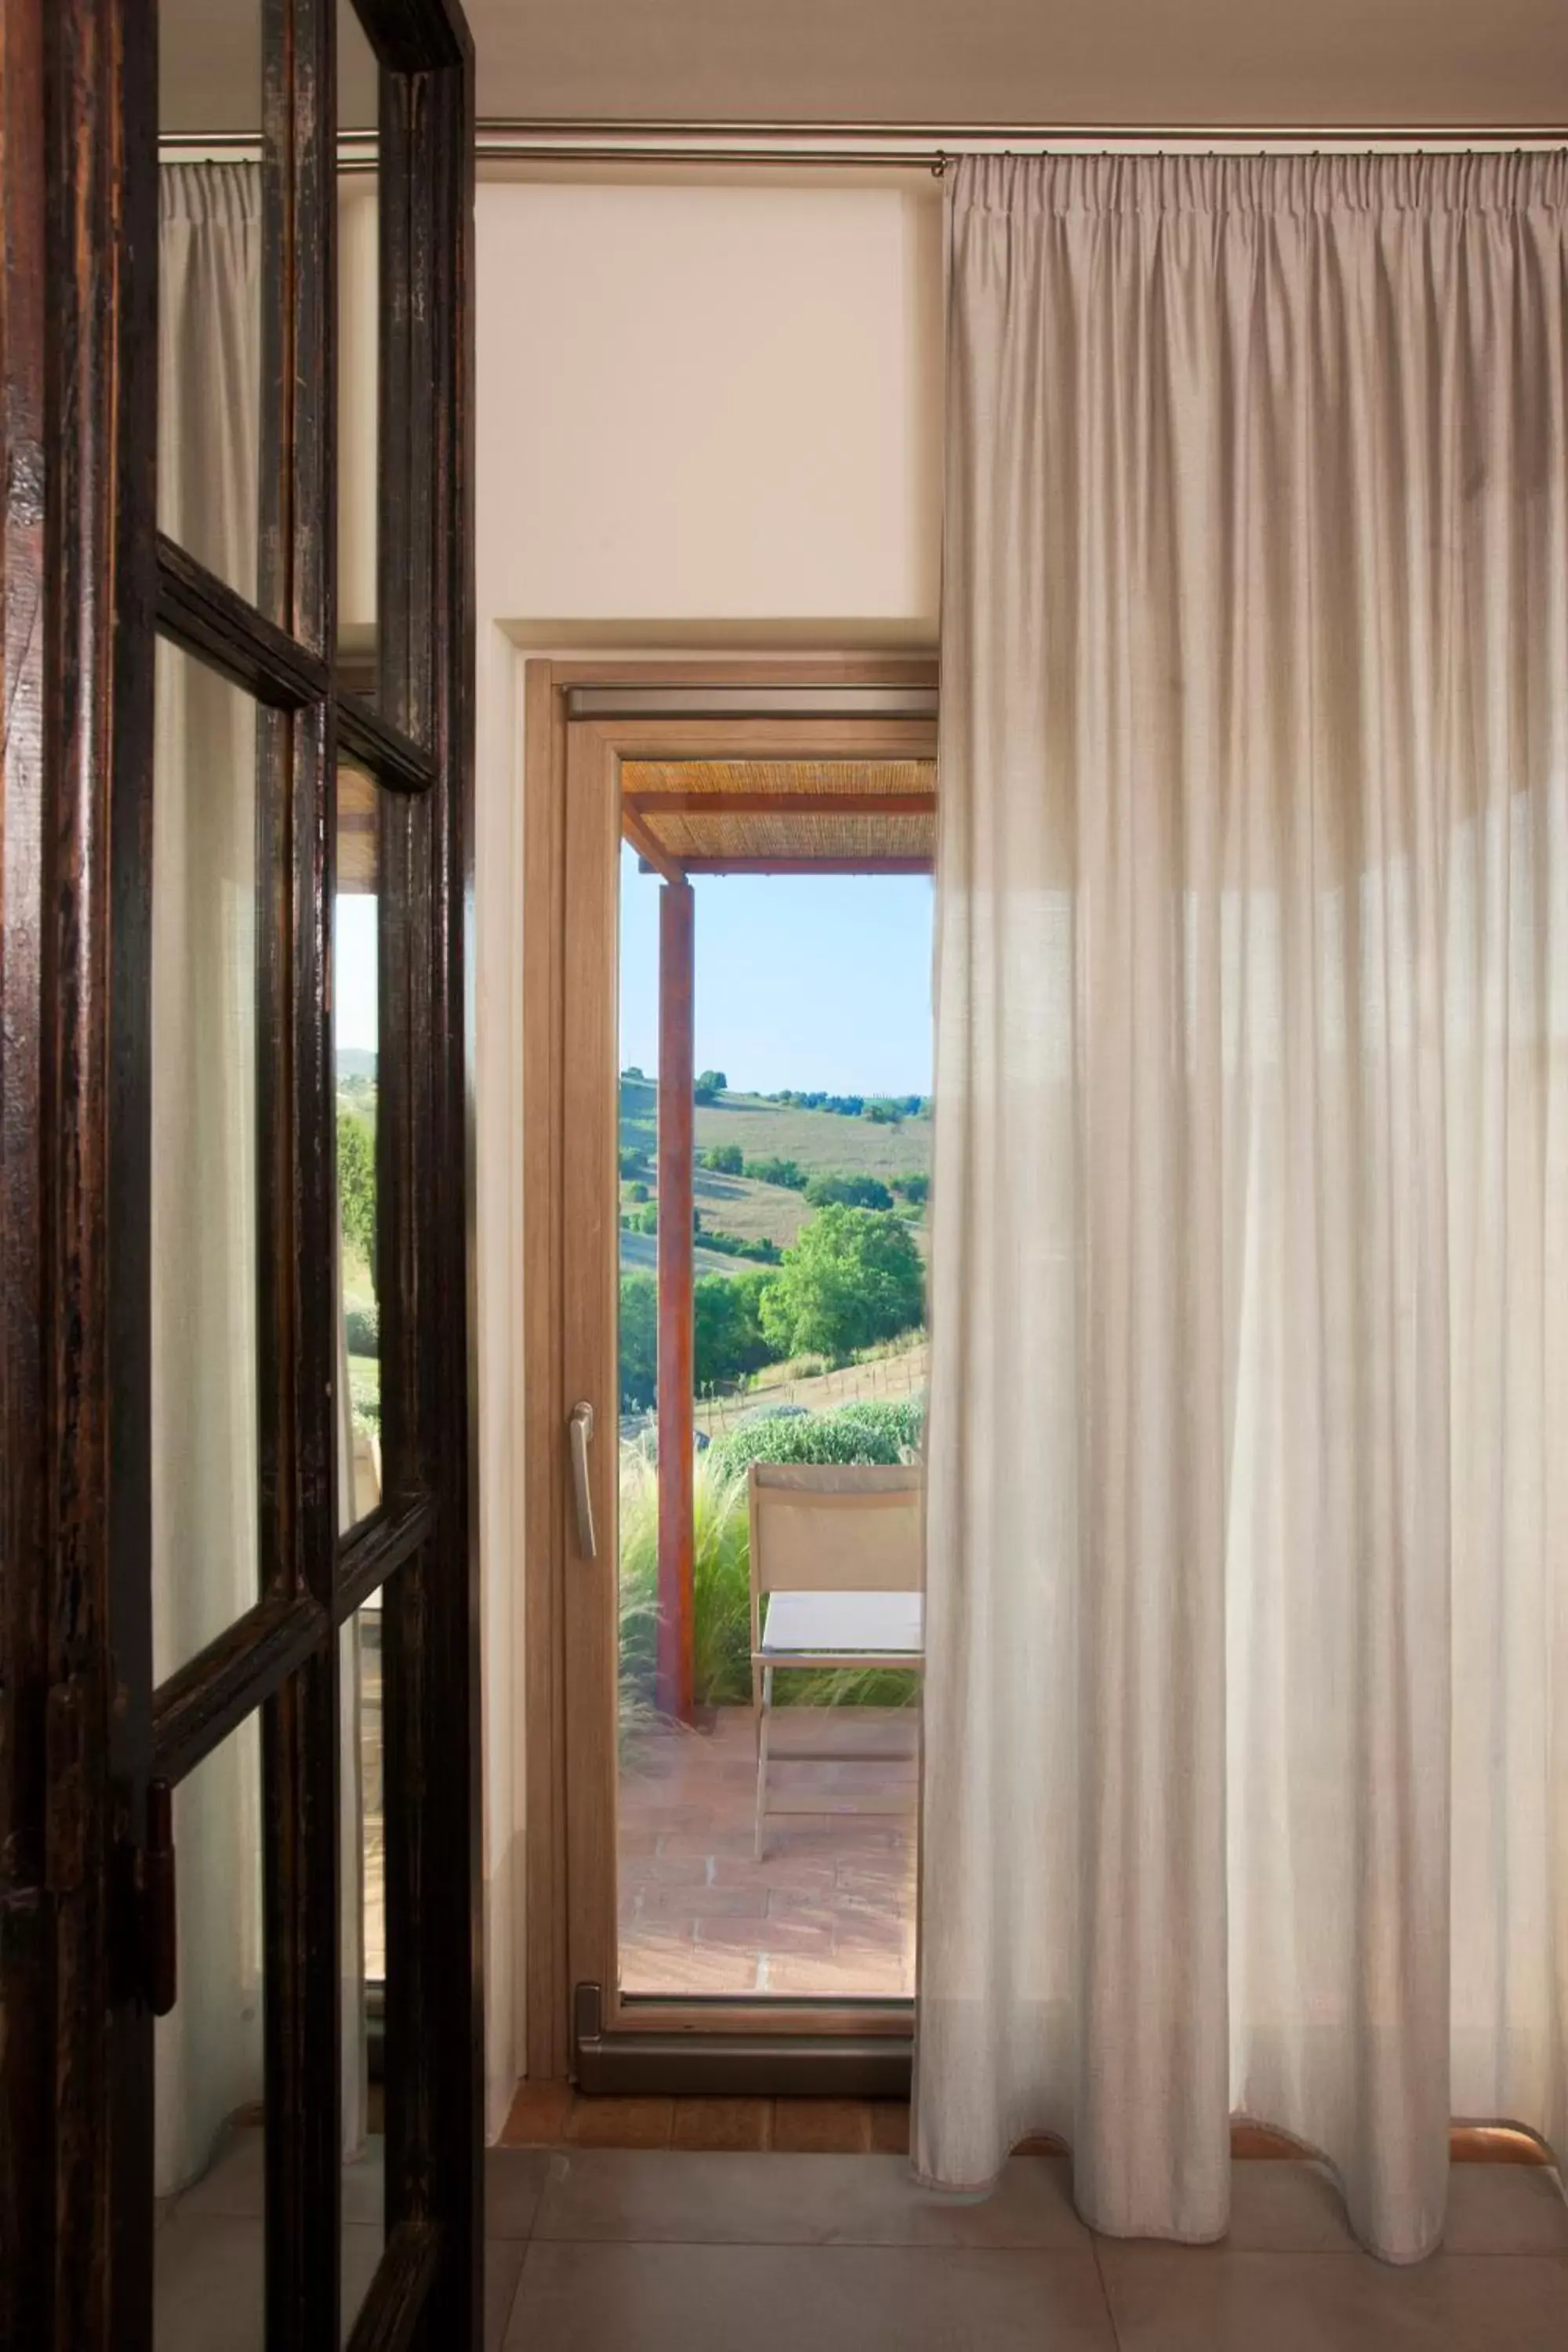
<box><xmin>574</xmin><ymin>1983</ymin><xmax>914</xmax><ymax>2097</ymax></box>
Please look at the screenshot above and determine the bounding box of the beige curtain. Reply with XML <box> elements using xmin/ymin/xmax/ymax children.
<box><xmin>916</xmin><ymin>151</ymin><xmax>1568</xmax><ymax>2266</ymax></box>
<box><xmin>152</xmin><ymin>161</ymin><xmax>267</xmax><ymax>2198</ymax></box>
<box><xmin>154</xmin><ymin>162</ymin><xmax>367</xmax><ymax>2194</ymax></box>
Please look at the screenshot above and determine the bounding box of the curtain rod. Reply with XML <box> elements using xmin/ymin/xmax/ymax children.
<box><xmin>160</xmin><ymin>124</ymin><xmax>1568</xmax><ymax>175</ymax></box>
<box><xmin>471</xmin><ymin>120</ymin><xmax>1568</xmax><ymax>168</ymax></box>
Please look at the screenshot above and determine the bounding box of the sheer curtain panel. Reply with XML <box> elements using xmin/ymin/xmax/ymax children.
<box><xmin>153</xmin><ymin>162</ymin><xmax>267</xmax><ymax>2196</ymax></box>
<box><xmin>154</xmin><ymin>162</ymin><xmax>370</xmax><ymax>2196</ymax></box>
<box><xmin>916</xmin><ymin>151</ymin><xmax>1568</xmax><ymax>2266</ymax></box>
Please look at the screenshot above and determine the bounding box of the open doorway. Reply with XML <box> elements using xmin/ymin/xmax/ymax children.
<box><xmin>616</xmin><ymin>809</ymin><xmax>934</xmax><ymax>2003</ymax></box>
<box><xmin>522</xmin><ymin>663</ymin><xmax>938</xmax><ymax>2088</ymax></box>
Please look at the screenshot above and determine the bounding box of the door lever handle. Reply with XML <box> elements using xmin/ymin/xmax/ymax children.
<box><xmin>568</xmin><ymin>1401</ymin><xmax>597</xmax><ymax>1559</ymax></box>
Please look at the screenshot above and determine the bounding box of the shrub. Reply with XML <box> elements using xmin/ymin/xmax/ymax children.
<box><xmin>344</xmin><ymin>1302</ymin><xmax>379</xmax><ymax>1358</ymax></box>
<box><xmin>700</xmin><ymin>1142</ymin><xmax>744</xmax><ymax>1174</ymax></box>
<box><xmin>626</xmin><ymin>1180</ymin><xmax>649</xmax><ymax>1203</ymax></box>
<box><xmin>619</xmin><ymin>1273</ymin><xmax>658</xmax><ymax>1410</ymax></box>
<box><xmin>699</xmin><ymin>1229</ymin><xmax>780</xmax><ymax>1264</ymax></box>
<box><xmin>618</xmin><ymin>1445</ymin><xmax>753</xmax><ymax>1710</ymax></box>
<box><xmin>743</xmin><ymin>1155</ymin><xmax>807</xmax><ymax>1189</ymax></box>
<box><xmin>891</xmin><ymin>1171</ymin><xmax>929</xmax><ymax>1207</ymax></box>
<box><xmin>804</xmin><ymin>1171</ymin><xmax>893</xmax><ymax>1211</ymax></box>
<box><xmin>336</xmin><ymin>1106</ymin><xmax>376</xmax><ymax>1272</ymax></box>
<box><xmin>619</xmin><ymin>1145</ymin><xmax>648</xmax><ymax>1179</ymax></box>
<box><xmin>711</xmin><ymin>1399</ymin><xmax>915</xmax><ymax>1476</ymax></box>
<box><xmin>347</xmin><ymin>1357</ymin><xmax>381</xmax><ymax>1436</ymax></box>
<box><xmin>617</xmin><ymin>1436</ymin><xmax>916</xmax><ymax>1713</ymax></box>
<box><xmin>759</xmin><ymin>1205</ymin><xmax>924</xmax><ymax>1362</ymax></box>
<box><xmin>863</xmin><ymin>1099</ymin><xmax>903</xmax><ymax>1125</ymax></box>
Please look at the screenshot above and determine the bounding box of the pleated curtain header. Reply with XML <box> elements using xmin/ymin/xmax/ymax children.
<box><xmin>950</xmin><ymin>148</ymin><xmax>1568</xmax><ymax>218</ymax></box>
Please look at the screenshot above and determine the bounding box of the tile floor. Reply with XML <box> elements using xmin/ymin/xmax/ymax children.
<box><xmin>151</xmin><ymin>2122</ymin><xmax>1568</xmax><ymax>2350</ymax></box>
<box><xmin>495</xmin><ymin>2147</ymin><xmax>1568</xmax><ymax>2350</ymax></box>
<box><xmin>618</xmin><ymin>1704</ymin><xmax>918</xmax><ymax>1998</ymax></box>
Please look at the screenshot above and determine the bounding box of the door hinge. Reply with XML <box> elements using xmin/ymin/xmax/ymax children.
<box><xmin>143</xmin><ymin>1778</ymin><xmax>177</xmax><ymax>2016</ymax></box>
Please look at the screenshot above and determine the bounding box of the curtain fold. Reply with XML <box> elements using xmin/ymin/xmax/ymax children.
<box><xmin>916</xmin><ymin>149</ymin><xmax>1568</xmax><ymax>2266</ymax></box>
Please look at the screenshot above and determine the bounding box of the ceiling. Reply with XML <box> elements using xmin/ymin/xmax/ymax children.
<box><xmin>159</xmin><ymin>0</ymin><xmax>1568</xmax><ymax>136</ymax></box>
<box><xmin>465</xmin><ymin>0</ymin><xmax>1568</xmax><ymax>129</ymax></box>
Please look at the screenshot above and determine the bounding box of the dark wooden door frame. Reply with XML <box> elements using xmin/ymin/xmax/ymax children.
<box><xmin>0</xmin><ymin>3</ymin><xmax>480</xmax><ymax>2347</ymax></box>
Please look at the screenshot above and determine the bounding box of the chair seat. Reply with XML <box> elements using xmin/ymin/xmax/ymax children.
<box><xmin>760</xmin><ymin>1588</ymin><xmax>924</xmax><ymax>1660</ymax></box>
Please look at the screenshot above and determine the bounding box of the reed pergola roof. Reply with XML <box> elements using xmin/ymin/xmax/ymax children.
<box><xmin>621</xmin><ymin>758</ymin><xmax>936</xmax><ymax>878</ymax></box>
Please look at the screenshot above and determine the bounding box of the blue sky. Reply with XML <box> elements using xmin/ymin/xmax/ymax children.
<box><xmin>619</xmin><ymin>846</ymin><xmax>935</xmax><ymax>1097</ymax></box>
<box><xmin>336</xmin><ymin>896</ymin><xmax>379</xmax><ymax>1056</ymax></box>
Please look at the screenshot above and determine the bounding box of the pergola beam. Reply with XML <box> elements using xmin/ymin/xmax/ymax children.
<box><xmin>678</xmin><ymin>855</ymin><xmax>932</xmax><ymax>876</ymax></box>
<box><xmin>621</xmin><ymin>804</ymin><xmax>685</xmax><ymax>885</ymax></box>
<box><xmin>626</xmin><ymin>789</ymin><xmax>935</xmax><ymax>818</ymax></box>
<box><xmin>655</xmin><ymin>880</ymin><xmax>696</xmax><ymax>1722</ymax></box>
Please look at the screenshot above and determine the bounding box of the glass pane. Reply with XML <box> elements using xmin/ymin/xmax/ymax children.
<box><xmin>340</xmin><ymin>1602</ymin><xmax>384</xmax><ymax>2339</ymax></box>
<box><xmin>612</xmin><ymin>833</ymin><xmax>933</xmax><ymax>2002</ymax></box>
<box><xmin>337</xmin><ymin>0</ymin><xmax>379</xmax><ymax>668</ymax></box>
<box><xmin>336</xmin><ymin>757</ymin><xmax>383</xmax><ymax>1529</ymax></box>
<box><xmin>151</xmin><ymin>640</ymin><xmax>267</xmax><ymax>1685</ymax></box>
<box><xmin>154</xmin><ymin>1712</ymin><xmax>266</xmax><ymax>2347</ymax></box>
<box><xmin>158</xmin><ymin>2</ymin><xmax>267</xmax><ymax>607</ymax></box>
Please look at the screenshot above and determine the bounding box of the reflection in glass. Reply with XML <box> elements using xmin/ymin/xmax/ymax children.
<box><xmin>154</xmin><ymin>1711</ymin><xmax>266</xmax><ymax>2344</ymax></box>
<box><xmin>337</xmin><ymin>0</ymin><xmax>379</xmax><ymax>664</ymax></box>
<box><xmin>151</xmin><ymin>641</ymin><xmax>263</xmax><ymax>1686</ymax></box>
<box><xmin>336</xmin><ymin>759</ymin><xmax>384</xmax><ymax>1530</ymax></box>
<box><xmin>340</xmin><ymin>1602</ymin><xmax>385</xmax><ymax>2337</ymax></box>
<box><xmin>158</xmin><ymin>6</ymin><xmax>265</xmax><ymax>605</ymax></box>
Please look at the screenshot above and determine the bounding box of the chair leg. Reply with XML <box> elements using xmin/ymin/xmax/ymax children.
<box><xmin>753</xmin><ymin>1664</ymin><xmax>773</xmax><ymax>1862</ymax></box>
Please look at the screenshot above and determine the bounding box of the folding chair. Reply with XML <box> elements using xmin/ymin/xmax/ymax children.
<box><xmin>748</xmin><ymin>1461</ymin><xmax>924</xmax><ymax>1861</ymax></box>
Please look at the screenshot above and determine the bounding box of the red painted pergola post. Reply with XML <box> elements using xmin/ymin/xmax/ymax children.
<box><xmin>656</xmin><ymin>878</ymin><xmax>696</xmax><ymax>1722</ymax></box>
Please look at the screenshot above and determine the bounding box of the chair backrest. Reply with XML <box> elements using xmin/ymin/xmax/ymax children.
<box><xmin>747</xmin><ymin>1462</ymin><xmax>924</xmax><ymax>1603</ymax></box>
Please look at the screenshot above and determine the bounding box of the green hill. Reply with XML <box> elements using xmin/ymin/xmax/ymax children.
<box><xmin>617</xmin><ymin>1078</ymin><xmax>931</xmax><ymax>1280</ymax></box>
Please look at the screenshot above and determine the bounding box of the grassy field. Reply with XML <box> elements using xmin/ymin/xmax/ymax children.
<box><xmin>619</xmin><ymin>1077</ymin><xmax>930</xmax><ymax>1279</ymax></box>
<box><xmin>619</xmin><ymin>1078</ymin><xmax>931</xmax><ymax>1182</ymax></box>
<box><xmin>693</xmin><ymin>1333</ymin><xmax>928</xmax><ymax>1438</ymax></box>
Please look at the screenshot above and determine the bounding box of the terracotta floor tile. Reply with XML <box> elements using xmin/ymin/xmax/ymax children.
<box><xmin>564</xmin><ymin>2096</ymin><xmax>675</xmax><ymax>2151</ymax></box>
<box><xmin>867</xmin><ymin>2102</ymin><xmax>911</xmax><ymax>2155</ymax></box>
<box><xmin>503</xmin><ymin>2079</ymin><xmax>574</xmax><ymax>2147</ymax></box>
<box><xmin>670</xmin><ymin>2098</ymin><xmax>774</xmax><ymax>2152</ymax></box>
<box><xmin>772</xmin><ymin>2100</ymin><xmax>873</xmax><ymax>2154</ymax></box>
<box><xmin>618</xmin><ymin>1708</ymin><xmax>918</xmax><ymax>2002</ymax></box>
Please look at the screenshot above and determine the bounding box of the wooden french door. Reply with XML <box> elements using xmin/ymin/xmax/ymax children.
<box><xmin>525</xmin><ymin>664</ymin><xmax>936</xmax><ymax>2090</ymax></box>
<box><xmin>0</xmin><ymin>2</ymin><xmax>477</xmax><ymax>2347</ymax></box>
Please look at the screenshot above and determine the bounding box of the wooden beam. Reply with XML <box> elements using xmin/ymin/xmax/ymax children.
<box><xmin>620</xmin><ymin>803</ymin><xmax>684</xmax><ymax>884</ymax></box>
<box><xmin>656</xmin><ymin>882</ymin><xmax>696</xmax><ymax>1723</ymax></box>
<box><xmin>626</xmin><ymin>790</ymin><xmax>935</xmax><ymax>818</ymax></box>
<box><xmin>679</xmin><ymin>856</ymin><xmax>933</xmax><ymax>876</ymax></box>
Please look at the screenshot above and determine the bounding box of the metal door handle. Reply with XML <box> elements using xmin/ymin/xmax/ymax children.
<box><xmin>568</xmin><ymin>1401</ymin><xmax>597</xmax><ymax>1559</ymax></box>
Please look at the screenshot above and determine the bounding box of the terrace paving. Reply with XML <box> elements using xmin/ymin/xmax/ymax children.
<box><xmin>617</xmin><ymin>1705</ymin><xmax>918</xmax><ymax>1999</ymax></box>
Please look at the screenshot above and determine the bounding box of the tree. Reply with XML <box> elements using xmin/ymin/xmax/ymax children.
<box><xmin>694</xmin><ymin>1069</ymin><xmax>728</xmax><ymax>1105</ymax></box>
<box><xmin>701</xmin><ymin>1142</ymin><xmax>744</xmax><ymax>1174</ymax></box>
<box><xmin>619</xmin><ymin>1273</ymin><xmax>658</xmax><ymax>1410</ymax></box>
<box><xmin>760</xmin><ymin>1205</ymin><xmax>924</xmax><ymax>1362</ymax></box>
<box><xmin>694</xmin><ymin>1269</ymin><xmax>780</xmax><ymax>1387</ymax></box>
<box><xmin>891</xmin><ymin>1171</ymin><xmax>929</xmax><ymax>1207</ymax></box>
<box><xmin>804</xmin><ymin>1171</ymin><xmax>893</xmax><ymax>1211</ymax></box>
<box><xmin>337</xmin><ymin>1107</ymin><xmax>376</xmax><ymax>1281</ymax></box>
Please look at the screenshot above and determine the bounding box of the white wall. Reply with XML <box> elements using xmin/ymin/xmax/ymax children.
<box><xmin>472</xmin><ymin>175</ymin><xmax>943</xmax><ymax>2134</ymax></box>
